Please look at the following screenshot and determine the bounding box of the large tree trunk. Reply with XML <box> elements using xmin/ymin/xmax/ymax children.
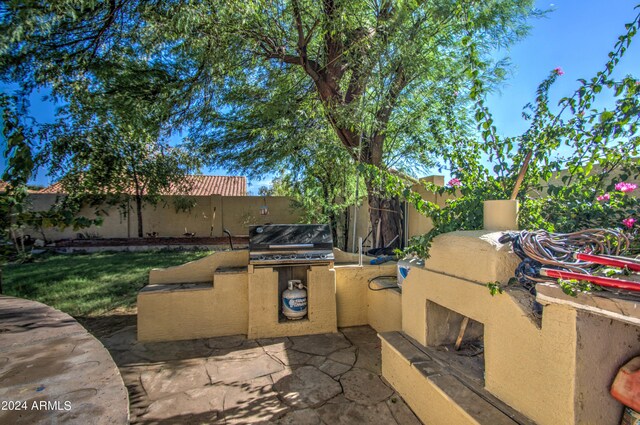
<box><xmin>366</xmin><ymin>183</ymin><xmax>403</xmax><ymax>250</ymax></box>
<box><xmin>268</xmin><ymin>9</ymin><xmax>407</xmax><ymax>251</ymax></box>
<box><xmin>135</xmin><ymin>194</ymin><xmax>144</xmax><ymax>238</ymax></box>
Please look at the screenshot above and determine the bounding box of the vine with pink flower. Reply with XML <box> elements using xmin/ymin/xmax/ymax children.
<box><xmin>401</xmin><ymin>7</ymin><xmax>640</xmax><ymax>258</ymax></box>
<box><xmin>597</xmin><ymin>182</ymin><xmax>637</xmax><ymax>232</ymax></box>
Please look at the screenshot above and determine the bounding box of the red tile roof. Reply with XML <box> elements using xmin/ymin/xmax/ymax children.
<box><xmin>0</xmin><ymin>181</ymin><xmax>42</xmax><ymax>194</ymax></box>
<box><xmin>179</xmin><ymin>175</ymin><xmax>247</xmax><ymax>196</ymax></box>
<box><xmin>38</xmin><ymin>175</ymin><xmax>247</xmax><ymax>197</ymax></box>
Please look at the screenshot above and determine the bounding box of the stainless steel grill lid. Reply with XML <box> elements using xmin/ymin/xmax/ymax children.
<box><xmin>249</xmin><ymin>224</ymin><xmax>334</xmax><ymax>264</ymax></box>
<box><xmin>249</xmin><ymin>224</ymin><xmax>333</xmax><ymax>251</ymax></box>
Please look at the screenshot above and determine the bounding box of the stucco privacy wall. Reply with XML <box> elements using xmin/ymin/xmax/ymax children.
<box><xmin>220</xmin><ymin>196</ymin><xmax>300</xmax><ymax>235</ymax></box>
<box><xmin>29</xmin><ymin>193</ymin><xmax>130</xmax><ymax>239</ymax></box>
<box><xmin>406</xmin><ymin>175</ymin><xmax>456</xmax><ymax>239</ymax></box>
<box><xmin>398</xmin><ymin>230</ymin><xmax>640</xmax><ymax>425</ymax></box>
<box><xmin>25</xmin><ymin>194</ymin><xmax>301</xmax><ymax>239</ymax></box>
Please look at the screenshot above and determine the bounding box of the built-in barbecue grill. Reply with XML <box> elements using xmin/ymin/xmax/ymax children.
<box><xmin>249</xmin><ymin>224</ymin><xmax>334</xmax><ymax>265</ymax></box>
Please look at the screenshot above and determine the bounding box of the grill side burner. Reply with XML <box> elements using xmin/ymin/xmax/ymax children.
<box><xmin>249</xmin><ymin>224</ymin><xmax>334</xmax><ymax>265</ymax></box>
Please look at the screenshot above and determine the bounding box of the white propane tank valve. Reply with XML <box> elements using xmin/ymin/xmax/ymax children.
<box><xmin>282</xmin><ymin>279</ymin><xmax>307</xmax><ymax>320</ymax></box>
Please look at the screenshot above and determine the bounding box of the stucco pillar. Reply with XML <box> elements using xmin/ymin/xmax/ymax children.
<box><xmin>483</xmin><ymin>200</ymin><xmax>519</xmax><ymax>231</ymax></box>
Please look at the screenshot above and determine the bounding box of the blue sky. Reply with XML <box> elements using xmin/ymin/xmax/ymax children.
<box><xmin>486</xmin><ymin>0</ymin><xmax>640</xmax><ymax>136</ymax></box>
<box><xmin>2</xmin><ymin>1</ymin><xmax>639</xmax><ymax>193</ymax></box>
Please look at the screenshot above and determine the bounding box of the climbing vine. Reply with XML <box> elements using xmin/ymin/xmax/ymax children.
<box><xmin>400</xmin><ymin>8</ymin><xmax>640</xmax><ymax>258</ymax></box>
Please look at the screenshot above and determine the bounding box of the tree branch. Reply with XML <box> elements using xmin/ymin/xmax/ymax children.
<box><xmin>322</xmin><ymin>0</ymin><xmax>344</xmax><ymax>81</ymax></box>
<box><xmin>367</xmin><ymin>64</ymin><xmax>408</xmax><ymax>165</ymax></box>
<box><xmin>291</xmin><ymin>0</ymin><xmax>322</xmax><ymax>83</ymax></box>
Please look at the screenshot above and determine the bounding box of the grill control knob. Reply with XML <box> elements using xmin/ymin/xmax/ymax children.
<box><xmin>304</xmin><ymin>254</ymin><xmax>312</xmax><ymax>260</ymax></box>
<box><xmin>321</xmin><ymin>254</ymin><xmax>328</xmax><ymax>259</ymax></box>
<box><xmin>274</xmin><ymin>255</ymin><xmax>281</xmax><ymax>260</ymax></box>
<box><xmin>259</xmin><ymin>255</ymin><xmax>266</xmax><ymax>261</ymax></box>
<box><xmin>289</xmin><ymin>254</ymin><xmax>297</xmax><ymax>259</ymax></box>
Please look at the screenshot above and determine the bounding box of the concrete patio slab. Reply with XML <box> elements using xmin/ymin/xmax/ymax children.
<box><xmin>273</xmin><ymin>365</ymin><xmax>342</xmax><ymax>408</ymax></box>
<box><xmin>341</xmin><ymin>368</ymin><xmax>395</xmax><ymax>404</ymax></box>
<box><xmin>0</xmin><ymin>296</ymin><xmax>129</xmax><ymax>425</ymax></box>
<box><xmin>96</xmin><ymin>324</ymin><xmax>421</xmax><ymax>424</ymax></box>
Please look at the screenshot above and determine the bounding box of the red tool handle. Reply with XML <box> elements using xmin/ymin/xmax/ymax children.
<box><xmin>541</xmin><ymin>268</ymin><xmax>640</xmax><ymax>292</ymax></box>
<box><xmin>575</xmin><ymin>253</ymin><xmax>640</xmax><ymax>272</ymax></box>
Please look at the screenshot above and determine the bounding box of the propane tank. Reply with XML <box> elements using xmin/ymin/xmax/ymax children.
<box><xmin>282</xmin><ymin>279</ymin><xmax>307</xmax><ymax>320</ymax></box>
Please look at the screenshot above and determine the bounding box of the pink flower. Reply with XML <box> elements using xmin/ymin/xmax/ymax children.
<box><xmin>596</xmin><ymin>193</ymin><xmax>610</xmax><ymax>201</ymax></box>
<box><xmin>554</xmin><ymin>67</ymin><xmax>564</xmax><ymax>76</ymax></box>
<box><xmin>447</xmin><ymin>178</ymin><xmax>462</xmax><ymax>187</ymax></box>
<box><xmin>615</xmin><ymin>182</ymin><xmax>638</xmax><ymax>193</ymax></box>
<box><xmin>622</xmin><ymin>217</ymin><xmax>636</xmax><ymax>229</ymax></box>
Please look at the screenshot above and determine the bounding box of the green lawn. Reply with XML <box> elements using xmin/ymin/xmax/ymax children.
<box><xmin>3</xmin><ymin>250</ymin><xmax>211</xmax><ymax>317</ymax></box>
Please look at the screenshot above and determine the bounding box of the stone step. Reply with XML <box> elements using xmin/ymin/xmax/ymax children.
<box><xmin>380</xmin><ymin>331</ymin><xmax>536</xmax><ymax>425</ymax></box>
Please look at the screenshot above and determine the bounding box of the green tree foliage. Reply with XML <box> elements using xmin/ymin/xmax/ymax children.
<box><xmin>270</xmin><ymin>135</ymin><xmax>363</xmax><ymax>250</ymax></box>
<box><xmin>39</xmin><ymin>101</ymin><xmax>200</xmax><ymax>238</ymax></box>
<box><xmin>1</xmin><ymin>1</ymin><xmax>201</xmax><ymax>238</ymax></box>
<box><xmin>0</xmin><ymin>0</ymin><xmax>537</xmax><ymax>248</ymax></box>
<box><xmin>0</xmin><ymin>93</ymin><xmax>101</xmax><ymax>289</ymax></box>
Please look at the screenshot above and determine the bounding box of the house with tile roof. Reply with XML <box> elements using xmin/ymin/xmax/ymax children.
<box><xmin>28</xmin><ymin>174</ymin><xmax>302</xmax><ymax>240</ymax></box>
<box><xmin>38</xmin><ymin>175</ymin><xmax>247</xmax><ymax>197</ymax></box>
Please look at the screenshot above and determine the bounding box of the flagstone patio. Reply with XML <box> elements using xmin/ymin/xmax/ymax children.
<box><xmin>100</xmin><ymin>325</ymin><xmax>422</xmax><ymax>424</ymax></box>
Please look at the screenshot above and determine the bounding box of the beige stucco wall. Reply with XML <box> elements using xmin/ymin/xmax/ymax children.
<box><xmin>221</xmin><ymin>196</ymin><xmax>300</xmax><ymax>236</ymax></box>
<box><xmin>537</xmin><ymin>165</ymin><xmax>640</xmax><ymax>196</ymax></box>
<box><xmin>574</xmin><ymin>311</ymin><xmax>640</xmax><ymax>424</ymax></box>
<box><xmin>143</xmin><ymin>196</ymin><xmax>218</xmax><ymax>237</ymax></box>
<box><xmin>25</xmin><ymin>194</ymin><xmax>302</xmax><ymax>240</ymax></box>
<box><xmin>334</xmin><ymin>264</ymin><xmax>396</xmax><ymax>328</ymax></box>
<box><xmin>401</xmin><ymin>232</ymin><xmax>577</xmax><ymax>425</ymax></box>
<box><xmin>397</xmin><ymin>230</ymin><xmax>640</xmax><ymax>425</ymax></box>
<box><xmin>137</xmin><ymin>269</ymin><xmax>249</xmax><ymax>342</ymax></box>
<box><xmin>406</xmin><ymin>176</ymin><xmax>453</xmax><ymax>240</ymax></box>
<box><xmin>27</xmin><ymin>193</ymin><xmax>131</xmax><ymax>239</ymax></box>
<box><xmin>246</xmin><ymin>265</ymin><xmax>337</xmax><ymax>339</ymax></box>
<box><xmin>381</xmin><ymin>341</ymin><xmax>481</xmax><ymax>425</ymax></box>
<box><xmin>367</xmin><ymin>283</ymin><xmax>402</xmax><ymax>333</ymax></box>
